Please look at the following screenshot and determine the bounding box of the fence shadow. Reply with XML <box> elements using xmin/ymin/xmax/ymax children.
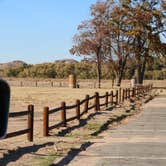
<box><xmin>56</xmin><ymin>106</ymin><xmax>114</xmax><ymax>137</ymax></box>
<box><xmin>91</xmin><ymin>114</ymin><xmax>127</xmax><ymax>136</ymax></box>
<box><xmin>50</xmin><ymin>141</ymin><xmax>93</xmax><ymax>166</ymax></box>
<box><xmin>0</xmin><ymin>142</ymin><xmax>54</xmax><ymax>166</ymax></box>
<box><xmin>56</xmin><ymin>112</ymin><xmax>102</xmax><ymax>137</ymax></box>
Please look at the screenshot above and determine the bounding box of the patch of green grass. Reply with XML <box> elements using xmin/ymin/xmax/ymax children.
<box><xmin>32</xmin><ymin>153</ymin><xmax>62</xmax><ymax>166</ymax></box>
<box><xmin>86</xmin><ymin>122</ymin><xmax>103</xmax><ymax>131</ymax></box>
<box><xmin>65</xmin><ymin>130</ymin><xmax>100</xmax><ymax>140</ymax></box>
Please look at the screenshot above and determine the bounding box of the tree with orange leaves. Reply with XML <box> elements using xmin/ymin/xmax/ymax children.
<box><xmin>70</xmin><ymin>0</ymin><xmax>166</xmax><ymax>86</ymax></box>
<box><xmin>70</xmin><ymin>1</ymin><xmax>109</xmax><ymax>88</ymax></box>
<box><xmin>121</xmin><ymin>0</ymin><xmax>166</xmax><ymax>84</ymax></box>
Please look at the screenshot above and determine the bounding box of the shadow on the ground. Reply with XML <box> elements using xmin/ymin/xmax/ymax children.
<box><xmin>0</xmin><ymin>142</ymin><xmax>54</xmax><ymax>166</ymax></box>
<box><xmin>50</xmin><ymin>141</ymin><xmax>93</xmax><ymax>166</ymax></box>
<box><xmin>56</xmin><ymin>106</ymin><xmax>114</xmax><ymax>137</ymax></box>
<box><xmin>91</xmin><ymin>114</ymin><xmax>127</xmax><ymax>136</ymax></box>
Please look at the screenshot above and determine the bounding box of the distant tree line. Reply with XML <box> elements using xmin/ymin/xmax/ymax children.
<box><xmin>1</xmin><ymin>58</ymin><xmax>165</xmax><ymax>80</ymax></box>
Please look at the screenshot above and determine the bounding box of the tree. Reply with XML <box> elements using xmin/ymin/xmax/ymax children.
<box><xmin>103</xmin><ymin>0</ymin><xmax>134</xmax><ymax>86</ymax></box>
<box><xmin>122</xmin><ymin>0</ymin><xmax>166</xmax><ymax>84</ymax></box>
<box><xmin>70</xmin><ymin>1</ymin><xmax>108</xmax><ymax>88</ymax></box>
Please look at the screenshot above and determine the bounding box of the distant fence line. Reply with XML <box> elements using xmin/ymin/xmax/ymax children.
<box><xmin>4</xmin><ymin>84</ymin><xmax>152</xmax><ymax>142</ymax></box>
<box><xmin>4</xmin><ymin>78</ymin><xmax>166</xmax><ymax>88</ymax></box>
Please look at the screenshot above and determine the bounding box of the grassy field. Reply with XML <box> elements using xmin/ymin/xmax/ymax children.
<box><xmin>10</xmin><ymin>87</ymin><xmax>113</xmax><ymax>113</ymax></box>
<box><xmin>9</xmin><ymin>78</ymin><xmax>166</xmax><ymax>113</ymax></box>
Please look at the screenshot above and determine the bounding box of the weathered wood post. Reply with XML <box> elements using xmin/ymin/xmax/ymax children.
<box><xmin>61</xmin><ymin>102</ymin><xmax>66</xmax><ymax>127</ymax></box>
<box><xmin>94</xmin><ymin>92</ymin><xmax>100</xmax><ymax>112</ymax></box>
<box><xmin>51</xmin><ymin>81</ymin><xmax>53</xmax><ymax>87</ymax></box>
<box><xmin>116</xmin><ymin>90</ymin><xmax>119</xmax><ymax>105</ymax></box>
<box><xmin>43</xmin><ymin>107</ymin><xmax>49</xmax><ymax>136</ymax></box>
<box><xmin>119</xmin><ymin>88</ymin><xmax>121</xmax><ymax>103</ymax></box>
<box><xmin>122</xmin><ymin>89</ymin><xmax>125</xmax><ymax>102</ymax></box>
<box><xmin>132</xmin><ymin>88</ymin><xmax>135</xmax><ymax>97</ymax></box>
<box><xmin>128</xmin><ymin>88</ymin><xmax>131</xmax><ymax>99</ymax></box>
<box><xmin>69</xmin><ymin>74</ymin><xmax>76</xmax><ymax>88</ymax></box>
<box><xmin>105</xmin><ymin>92</ymin><xmax>109</xmax><ymax>107</ymax></box>
<box><xmin>97</xmin><ymin>92</ymin><xmax>100</xmax><ymax>111</ymax></box>
<box><xmin>84</xmin><ymin>95</ymin><xmax>89</xmax><ymax>113</ymax></box>
<box><xmin>125</xmin><ymin>88</ymin><xmax>128</xmax><ymax>100</ymax></box>
<box><xmin>35</xmin><ymin>80</ymin><xmax>38</xmax><ymax>87</ymax></box>
<box><xmin>27</xmin><ymin>105</ymin><xmax>34</xmax><ymax>142</ymax></box>
<box><xmin>110</xmin><ymin>91</ymin><xmax>113</xmax><ymax>105</ymax></box>
<box><xmin>76</xmin><ymin>99</ymin><xmax>80</xmax><ymax>122</ymax></box>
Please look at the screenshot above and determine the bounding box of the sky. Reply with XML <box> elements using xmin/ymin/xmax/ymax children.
<box><xmin>0</xmin><ymin>0</ymin><xmax>96</xmax><ymax>64</ymax></box>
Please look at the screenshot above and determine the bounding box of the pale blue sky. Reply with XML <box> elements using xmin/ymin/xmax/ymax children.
<box><xmin>0</xmin><ymin>0</ymin><xmax>96</xmax><ymax>64</ymax></box>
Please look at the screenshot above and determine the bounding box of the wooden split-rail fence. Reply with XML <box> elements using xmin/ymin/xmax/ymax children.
<box><xmin>43</xmin><ymin>84</ymin><xmax>152</xmax><ymax>136</ymax></box>
<box><xmin>6</xmin><ymin>105</ymin><xmax>34</xmax><ymax>142</ymax></box>
<box><xmin>5</xmin><ymin>84</ymin><xmax>152</xmax><ymax>142</ymax></box>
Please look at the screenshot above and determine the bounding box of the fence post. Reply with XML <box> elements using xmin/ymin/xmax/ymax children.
<box><xmin>125</xmin><ymin>88</ymin><xmax>128</xmax><ymax>100</ymax></box>
<box><xmin>116</xmin><ymin>90</ymin><xmax>118</xmax><ymax>105</ymax></box>
<box><xmin>51</xmin><ymin>81</ymin><xmax>53</xmax><ymax>87</ymax></box>
<box><xmin>97</xmin><ymin>92</ymin><xmax>100</xmax><ymax>111</ymax></box>
<box><xmin>20</xmin><ymin>81</ymin><xmax>23</xmax><ymax>87</ymax></box>
<box><xmin>94</xmin><ymin>92</ymin><xmax>99</xmax><ymax>112</ymax></box>
<box><xmin>132</xmin><ymin>88</ymin><xmax>135</xmax><ymax>97</ymax></box>
<box><xmin>105</xmin><ymin>92</ymin><xmax>108</xmax><ymax>107</ymax></box>
<box><xmin>35</xmin><ymin>80</ymin><xmax>38</xmax><ymax>87</ymax></box>
<box><xmin>43</xmin><ymin>107</ymin><xmax>49</xmax><ymax>136</ymax></box>
<box><xmin>110</xmin><ymin>91</ymin><xmax>113</xmax><ymax>105</ymax></box>
<box><xmin>122</xmin><ymin>89</ymin><xmax>125</xmax><ymax>102</ymax></box>
<box><xmin>76</xmin><ymin>99</ymin><xmax>80</xmax><ymax>121</ymax></box>
<box><xmin>128</xmin><ymin>88</ymin><xmax>131</xmax><ymax>99</ymax></box>
<box><xmin>61</xmin><ymin>102</ymin><xmax>66</xmax><ymax>127</ymax></box>
<box><xmin>119</xmin><ymin>88</ymin><xmax>121</xmax><ymax>103</ymax></box>
<box><xmin>27</xmin><ymin>105</ymin><xmax>34</xmax><ymax>142</ymax></box>
<box><xmin>135</xmin><ymin>87</ymin><xmax>138</xmax><ymax>97</ymax></box>
<box><xmin>84</xmin><ymin>95</ymin><xmax>89</xmax><ymax>113</ymax></box>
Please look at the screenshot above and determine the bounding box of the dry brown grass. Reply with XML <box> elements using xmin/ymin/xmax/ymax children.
<box><xmin>10</xmin><ymin>87</ymin><xmax>113</xmax><ymax>112</ymax></box>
